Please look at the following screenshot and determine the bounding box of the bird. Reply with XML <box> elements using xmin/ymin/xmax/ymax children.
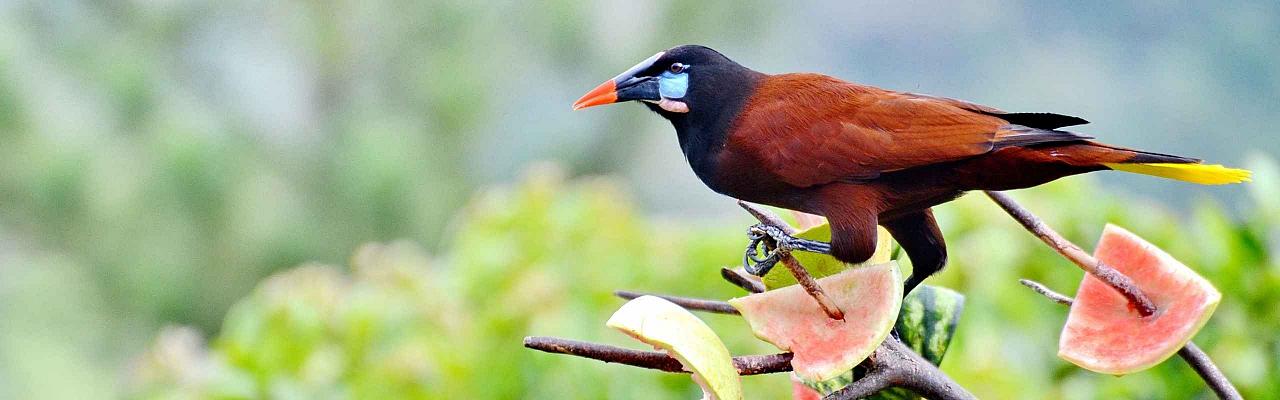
<box><xmin>572</xmin><ymin>44</ymin><xmax>1250</xmax><ymax>295</ymax></box>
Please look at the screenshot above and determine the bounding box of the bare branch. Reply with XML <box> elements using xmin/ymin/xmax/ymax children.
<box><xmin>1018</xmin><ymin>279</ymin><xmax>1241</xmax><ymax>400</ymax></box>
<box><xmin>738</xmin><ymin>200</ymin><xmax>797</xmax><ymax>235</ymax></box>
<box><xmin>824</xmin><ymin>368</ymin><xmax>894</xmax><ymax>399</ymax></box>
<box><xmin>1180</xmin><ymin>343</ymin><xmax>1243</xmax><ymax>400</ymax></box>
<box><xmin>1017</xmin><ymin>279</ymin><xmax>1073</xmax><ymax>307</ymax></box>
<box><xmin>1018</xmin><ymin>279</ymin><xmax>1073</xmax><ymax>306</ymax></box>
<box><xmin>826</xmin><ymin>337</ymin><xmax>977</xmax><ymax>400</ymax></box>
<box><xmin>614</xmin><ymin>290</ymin><xmax>740</xmax><ymax>315</ymax></box>
<box><xmin>524</xmin><ymin>336</ymin><xmax>684</xmax><ymax>372</ymax></box>
<box><xmin>780</xmin><ymin>255</ymin><xmax>844</xmax><ymax>320</ymax></box>
<box><xmin>523</xmin><ymin>336</ymin><xmax>792</xmax><ymax>375</ymax></box>
<box><xmin>721</xmin><ymin>267</ymin><xmax>765</xmax><ymax>293</ymax></box>
<box><xmin>985</xmin><ymin>191</ymin><xmax>1156</xmax><ymax>317</ymax></box>
<box><xmin>734</xmin><ymin>352</ymin><xmax>795</xmax><ymax>376</ymax></box>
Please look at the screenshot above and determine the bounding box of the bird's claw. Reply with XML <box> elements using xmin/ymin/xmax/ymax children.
<box><xmin>742</xmin><ymin>224</ymin><xmax>833</xmax><ymax>276</ymax></box>
<box><xmin>744</xmin><ymin>227</ymin><xmax>782</xmax><ymax>276</ymax></box>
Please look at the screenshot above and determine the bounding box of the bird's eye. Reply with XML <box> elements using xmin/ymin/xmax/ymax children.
<box><xmin>669</xmin><ymin>63</ymin><xmax>686</xmax><ymax>73</ymax></box>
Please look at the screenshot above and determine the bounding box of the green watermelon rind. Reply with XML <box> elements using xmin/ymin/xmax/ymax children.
<box><xmin>895</xmin><ymin>284</ymin><xmax>965</xmax><ymax>366</ymax></box>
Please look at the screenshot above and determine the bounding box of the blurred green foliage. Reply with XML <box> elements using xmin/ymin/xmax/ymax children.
<box><xmin>127</xmin><ymin>166</ymin><xmax>787</xmax><ymax>399</ymax></box>
<box><xmin>128</xmin><ymin>162</ymin><xmax>1278</xmax><ymax>399</ymax></box>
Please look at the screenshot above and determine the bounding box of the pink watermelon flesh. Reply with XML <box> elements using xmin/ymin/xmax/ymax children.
<box><xmin>1059</xmin><ymin>224</ymin><xmax>1221</xmax><ymax>375</ymax></box>
<box><xmin>729</xmin><ymin>262</ymin><xmax>902</xmax><ymax>382</ymax></box>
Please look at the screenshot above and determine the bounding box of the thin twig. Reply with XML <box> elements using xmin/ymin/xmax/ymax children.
<box><xmin>721</xmin><ymin>267</ymin><xmax>765</xmax><ymax>293</ymax></box>
<box><xmin>780</xmin><ymin>255</ymin><xmax>844</xmax><ymax>320</ymax></box>
<box><xmin>1018</xmin><ymin>279</ymin><xmax>1073</xmax><ymax>306</ymax></box>
<box><xmin>738</xmin><ymin>200</ymin><xmax>797</xmax><ymax>235</ymax></box>
<box><xmin>1018</xmin><ymin>279</ymin><xmax>1242</xmax><ymax>400</ymax></box>
<box><xmin>735</xmin><ymin>352</ymin><xmax>796</xmax><ymax>375</ymax></box>
<box><xmin>523</xmin><ymin>336</ymin><xmax>793</xmax><ymax>375</ymax></box>
<box><xmin>1179</xmin><ymin>343</ymin><xmax>1242</xmax><ymax>400</ymax></box>
<box><xmin>985</xmin><ymin>191</ymin><xmax>1156</xmax><ymax>317</ymax></box>
<box><xmin>614</xmin><ymin>290</ymin><xmax>740</xmax><ymax>315</ymax></box>
<box><xmin>739</xmin><ymin>201</ymin><xmax>845</xmax><ymax>320</ymax></box>
<box><xmin>524</xmin><ymin>336</ymin><xmax>684</xmax><ymax>372</ymax></box>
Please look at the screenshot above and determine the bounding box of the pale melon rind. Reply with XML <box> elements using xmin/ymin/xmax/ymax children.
<box><xmin>606</xmin><ymin>295</ymin><xmax>743</xmax><ymax>400</ymax></box>
<box><xmin>1058</xmin><ymin>224</ymin><xmax>1222</xmax><ymax>375</ymax></box>
<box><xmin>730</xmin><ymin>262</ymin><xmax>903</xmax><ymax>382</ymax></box>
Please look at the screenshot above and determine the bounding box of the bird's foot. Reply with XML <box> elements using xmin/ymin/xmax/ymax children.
<box><xmin>743</xmin><ymin>224</ymin><xmax>833</xmax><ymax>276</ymax></box>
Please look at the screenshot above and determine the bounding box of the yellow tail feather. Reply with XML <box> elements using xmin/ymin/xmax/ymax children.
<box><xmin>1102</xmin><ymin>163</ymin><xmax>1252</xmax><ymax>185</ymax></box>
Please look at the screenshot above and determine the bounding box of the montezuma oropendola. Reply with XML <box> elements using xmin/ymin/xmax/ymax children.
<box><xmin>574</xmin><ymin>45</ymin><xmax>1250</xmax><ymax>295</ymax></box>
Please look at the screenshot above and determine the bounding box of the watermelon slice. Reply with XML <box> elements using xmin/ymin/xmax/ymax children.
<box><xmin>607</xmin><ymin>295</ymin><xmax>743</xmax><ymax>400</ymax></box>
<box><xmin>1059</xmin><ymin>224</ymin><xmax>1222</xmax><ymax>375</ymax></box>
<box><xmin>730</xmin><ymin>262</ymin><xmax>902</xmax><ymax>382</ymax></box>
<box><xmin>796</xmin><ymin>284</ymin><xmax>965</xmax><ymax>399</ymax></box>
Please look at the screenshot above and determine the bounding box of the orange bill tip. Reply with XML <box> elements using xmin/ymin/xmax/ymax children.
<box><xmin>572</xmin><ymin>80</ymin><xmax>618</xmax><ymax>110</ymax></box>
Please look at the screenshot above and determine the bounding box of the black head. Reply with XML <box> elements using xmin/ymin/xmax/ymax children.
<box><xmin>572</xmin><ymin>45</ymin><xmax>763</xmax><ymax>121</ymax></box>
<box><xmin>573</xmin><ymin>45</ymin><xmax>766</xmax><ymax>191</ymax></box>
<box><xmin>576</xmin><ymin>44</ymin><xmax>762</xmax><ymax>191</ymax></box>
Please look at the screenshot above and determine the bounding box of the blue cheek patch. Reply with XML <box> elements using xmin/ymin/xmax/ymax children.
<box><xmin>659</xmin><ymin>71</ymin><xmax>689</xmax><ymax>99</ymax></box>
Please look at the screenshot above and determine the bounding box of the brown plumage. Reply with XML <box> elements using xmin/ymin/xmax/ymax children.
<box><xmin>714</xmin><ymin>74</ymin><xmax>1163</xmax><ymax>277</ymax></box>
<box><xmin>573</xmin><ymin>45</ymin><xmax>1249</xmax><ymax>294</ymax></box>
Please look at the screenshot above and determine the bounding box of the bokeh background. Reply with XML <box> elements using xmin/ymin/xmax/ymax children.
<box><xmin>1</xmin><ymin>1</ymin><xmax>1278</xmax><ymax>399</ymax></box>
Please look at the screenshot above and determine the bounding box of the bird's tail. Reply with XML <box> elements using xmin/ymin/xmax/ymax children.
<box><xmin>1099</xmin><ymin>148</ymin><xmax>1251</xmax><ymax>185</ymax></box>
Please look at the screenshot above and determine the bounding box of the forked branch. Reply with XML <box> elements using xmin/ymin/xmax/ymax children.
<box><xmin>826</xmin><ymin>336</ymin><xmax>975</xmax><ymax>400</ymax></box>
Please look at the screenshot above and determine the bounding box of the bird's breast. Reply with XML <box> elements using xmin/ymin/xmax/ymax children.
<box><xmin>679</xmin><ymin>138</ymin><xmax>765</xmax><ymax>195</ymax></box>
<box><xmin>699</xmin><ymin>143</ymin><xmax>817</xmax><ymax>212</ymax></box>
<box><xmin>681</xmin><ymin>143</ymin><xmax>727</xmax><ymax>193</ymax></box>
